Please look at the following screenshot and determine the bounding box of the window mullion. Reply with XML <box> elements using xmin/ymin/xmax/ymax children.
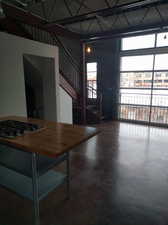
<box><xmin>149</xmin><ymin>33</ymin><xmax>157</xmax><ymax>123</ymax></box>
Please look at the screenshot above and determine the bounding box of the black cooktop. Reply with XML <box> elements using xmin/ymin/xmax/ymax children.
<box><xmin>0</xmin><ymin>120</ymin><xmax>41</xmax><ymax>138</ymax></box>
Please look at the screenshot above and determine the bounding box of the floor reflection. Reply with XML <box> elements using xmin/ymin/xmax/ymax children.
<box><xmin>1</xmin><ymin>121</ymin><xmax>168</xmax><ymax>225</ymax></box>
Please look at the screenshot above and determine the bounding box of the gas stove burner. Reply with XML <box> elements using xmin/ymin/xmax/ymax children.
<box><xmin>0</xmin><ymin>120</ymin><xmax>41</xmax><ymax>138</ymax></box>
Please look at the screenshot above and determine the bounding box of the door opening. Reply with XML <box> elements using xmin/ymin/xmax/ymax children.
<box><xmin>23</xmin><ymin>54</ymin><xmax>57</xmax><ymax>121</ymax></box>
<box><xmin>86</xmin><ymin>62</ymin><xmax>97</xmax><ymax>99</ymax></box>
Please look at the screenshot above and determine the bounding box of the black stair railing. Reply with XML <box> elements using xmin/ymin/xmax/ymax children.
<box><xmin>22</xmin><ymin>23</ymin><xmax>81</xmax><ymax>93</ymax></box>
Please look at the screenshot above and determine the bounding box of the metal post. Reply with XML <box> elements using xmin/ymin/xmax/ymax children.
<box><xmin>66</xmin><ymin>152</ymin><xmax>70</xmax><ymax>199</ymax></box>
<box><xmin>149</xmin><ymin>33</ymin><xmax>157</xmax><ymax>124</ymax></box>
<box><xmin>81</xmin><ymin>42</ymin><xmax>87</xmax><ymax>124</ymax></box>
<box><xmin>32</xmin><ymin>153</ymin><xmax>40</xmax><ymax>225</ymax></box>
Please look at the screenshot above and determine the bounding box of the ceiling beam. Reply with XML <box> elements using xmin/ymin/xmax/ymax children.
<box><xmin>0</xmin><ymin>17</ymin><xmax>33</xmax><ymax>38</ymax></box>
<box><xmin>1</xmin><ymin>2</ymin><xmax>81</xmax><ymax>39</ymax></box>
<box><xmin>82</xmin><ymin>20</ymin><xmax>168</xmax><ymax>41</ymax></box>
<box><xmin>54</xmin><ymin>0</ymin><xmax>167</xmax><ymax>25</ymax></box>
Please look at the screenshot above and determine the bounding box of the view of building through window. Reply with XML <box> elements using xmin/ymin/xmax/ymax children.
<box><xmin>119</xmin><ymin>32</ymin><xmax>168</xmax><ymax>124</ymax></box>
<box><xmin>87</xmin><ymin>62</ymin><xmax>97</xmax><ymax>98</ymax></box>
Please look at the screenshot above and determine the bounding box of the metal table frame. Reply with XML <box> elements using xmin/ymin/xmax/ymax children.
<box><xmin>0</xmin><ymin>145</ymin><xmax>70</xmax><ymax>225</ymax></box>
<box><xmin>32</xmin><ymin>152</ymin><xmax>70</xmax><ymax>225</ymax></box>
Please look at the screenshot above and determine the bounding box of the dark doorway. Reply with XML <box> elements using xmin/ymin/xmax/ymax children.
<box><xmin>23</xmin><ymin>54</ymin><xmax>57</xmax><ymax>121</ymax></box>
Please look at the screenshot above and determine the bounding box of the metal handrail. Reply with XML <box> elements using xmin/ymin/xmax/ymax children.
<box><xmin>52</xmin><ymin>34</ymin><xmax>80</xmax><ymax>72</ymax></box>
<box><xmin>22</xmin><ymin>23</ymin><xmax>80</xmax><ymax>91</ymax></box>
<box><xmin>87</xmin><ymin>85</ymin><xmax>97</xmax><ymax>92</ymax></box>
<box><xmin>87</xmin><ymin>85</ymin><xmax>102</xmax><ymax>98</ymax></box>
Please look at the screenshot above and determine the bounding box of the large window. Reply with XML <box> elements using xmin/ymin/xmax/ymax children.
<box><xmin>119</xmin><ymin>32</ymin><xmax>168</xmax><ymax>125</ymax></box>
<box><xmin>87</xmin><ymin>62</ymin><xmax>97</xmax><ymax>98</ymax></box>
<box><xmin>121</xmin><ymin>55</ymin><xmax>154</xmax><ymax>71</ymax></box>
<box><xmin>157</xmin><ymin>32</ymin><xmax>168</xmax><ymax>47</ymax></box>
<box><xmin>121</xmin><ymin>34</ymin><xmax>155</xmax><ymax>50</ymax></box>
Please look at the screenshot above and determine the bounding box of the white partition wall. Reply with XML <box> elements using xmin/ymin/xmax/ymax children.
<box><xmin>0</xmin><ymin>32</ymin><xmax>60</xmax><ymax>122</ymax></box>
<box><xmin>59</xmin><ymin>87</ymin><xmax>73</xmax><ymax>124</ymax></box>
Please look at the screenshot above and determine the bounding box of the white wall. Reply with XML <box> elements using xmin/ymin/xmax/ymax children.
<box><xmin>0</xmin><ymin>32</ymin><xmax>60</xmax><ymax>122</ymax></box>
<box><xmin>59</xmin><ymin>87</ymin><xmax>73</xmax><ymax>124</ymax></box>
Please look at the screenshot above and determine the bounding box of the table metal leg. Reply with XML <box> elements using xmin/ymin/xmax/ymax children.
<box><xmin>32</xmin><ymin>153</ymin><xmax>40</xmax><ymax>225</ymax></box>
<box><xmin>66</xmin><ymin>152</ymin><xmax>70</xmax><ymax>199</ymax></box>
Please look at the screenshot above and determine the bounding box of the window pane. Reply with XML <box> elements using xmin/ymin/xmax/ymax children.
<box><xmin>87</xmin><ymin>72</ymin><xmax>97</xmax><ymax>80</ymax></box>
<box><xmin>87</xmin><ymin>80</ymin><xmax>97</xmax><ymax>89</ymax></box>
<box><xmin>88</xmin><ymin>87</ymin><xmax>97</xmax><ymax>99</ymax></box>
<box><xmin>120</xmin><ymin>89</ymin><xmax>151</xmax><ymax>105</ymax></box>
<box><xmin>153</xmin><ymin>72</ymin><xmax>168</xmax><ymax>88</ymax></box>
<box><xmin>122</xmin><ymin>34</ymin><xmax>155</xmax><ymax>50</ymax></box>
<box><xmin>120</xmin><ymin>105</ymin><xmax>150</xmax><ymax>121</ymax></box>
<box><xmin>87</xmin><ymin>62</ymin><xmax>97</xmax><ymax>72</ymax></box>
<box><xmin>151</xmin><ymin>89</ymin><xmax>168</xmax><ymax>124</ymax></box>
<box><xmin>157</xmin><ymin>32</ymin><xmax>168</xmax><ymax>47</ymax></box>
<box><xmin>152</xmin><ymin>90</ymin><xmax>168</xmax><ymax>107</ymax></box>
<box><xmin>87</xmin><ymin>62</ymin><xmax>97</xmax><ymax>99</ymax></box>
<box><xmin>151</xmin><ymin>107</ymin><xmax>168</xmax><ymax>124</ymax></box>
<box><xmin>154</xmin><ymin>54</ymin><xmax>168</xmax><ymax>70</ymax></box>
<box><xmin>120</xmin><ymin>72</ymin><xmax>152</xmax><ymax>88</ymax></box>
<box><xmin>121</xmin><ymin>55</ymin><xmax>154</xmax><ymax>71</ymax></box>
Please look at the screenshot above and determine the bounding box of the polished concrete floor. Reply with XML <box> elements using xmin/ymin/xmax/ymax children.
<box><xmin>1</xmin><ymin>122</ymin><xmax>168</xmax><ymax>225</ymax></box>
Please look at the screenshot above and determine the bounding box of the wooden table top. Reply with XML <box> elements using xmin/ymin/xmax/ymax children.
<box><xmin>0</xmin><ymin>116</ymin><xmax>100</xmax><ymax>158</ymax></box>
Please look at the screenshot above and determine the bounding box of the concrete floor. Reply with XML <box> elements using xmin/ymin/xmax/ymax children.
<box><xmin>1</xmin><ymin>122</ymin><xmax>168</xmax><ymax>225</ymax></box>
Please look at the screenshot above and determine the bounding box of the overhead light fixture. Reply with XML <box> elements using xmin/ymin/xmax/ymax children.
<box><xmin>86</xmin><ymin>46</ymin><xmax>92</xmax><ymax>54</ymax></box>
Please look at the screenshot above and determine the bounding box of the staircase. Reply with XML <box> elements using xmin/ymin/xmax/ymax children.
<box><xmin>59</xmin><ymin>70</ymin><xmax>78</xmax><ymax>100</ymax></box>
<box><xmin>0</xmin><ymin>6</ymin><xmax>104</xmax><ymax>124</ymax></box>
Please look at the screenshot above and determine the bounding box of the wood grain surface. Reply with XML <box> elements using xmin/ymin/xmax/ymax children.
<box><xmin>0</xmin><ymin>116</ymin><xmax>99</xmax><ymax>158</ymax></box>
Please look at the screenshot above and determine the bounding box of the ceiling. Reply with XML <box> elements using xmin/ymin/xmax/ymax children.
<box><xmin>1</xmin><ymin>0</ymin><xmax>168</xmax><ymax>40</ymax></box>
